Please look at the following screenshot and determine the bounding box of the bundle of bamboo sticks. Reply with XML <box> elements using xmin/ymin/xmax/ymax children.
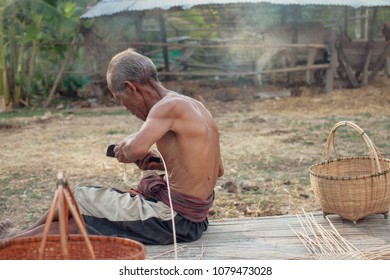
<box><xmin>290</xmin><ymin>210</ymin><xmax>390</xmax><ymax>260</ymax></box>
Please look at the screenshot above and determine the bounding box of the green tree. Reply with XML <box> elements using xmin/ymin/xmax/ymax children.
<box><xmin>0</xmin><ymin>0</ymin><xmax>12</xmax><ymax>110</ymax></box>
<box><xmin>2</xmin><ymin>0</ymin><xmax>86</xmax><ymax>108</ymax></box>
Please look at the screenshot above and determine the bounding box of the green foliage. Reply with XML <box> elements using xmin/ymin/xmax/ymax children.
<box><xmin>0</xmin><ymin>0</ymin><xmax>87</xmax><ymax>108</ymax></box>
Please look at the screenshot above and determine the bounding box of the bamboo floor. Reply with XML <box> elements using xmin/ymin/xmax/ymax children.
<box><xmin>145</xmin><ymin>212</ymin><xmax>390</xmax><ymax>260</ymax></box>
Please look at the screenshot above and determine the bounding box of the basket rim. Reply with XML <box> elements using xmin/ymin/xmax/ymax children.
<box><xmin>1</xmin><ymin>234</ymin><xmax>146</xmax><ymax>247</ymax></box>
<box><xmin>309</xmin><ymin>156</ymin><xmax>390</xmax><ymax>180</ymax></box>
<box><xmin>0</xmin><ymin>234</ymin><xmax>146</xmax><ymax>259</ymax></box>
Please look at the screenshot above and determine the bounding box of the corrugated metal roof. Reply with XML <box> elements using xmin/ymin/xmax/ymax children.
<box><xmin>81</xmin><ymin>0</ymin><xmax>390</xmax><ymax>19</ymax></box>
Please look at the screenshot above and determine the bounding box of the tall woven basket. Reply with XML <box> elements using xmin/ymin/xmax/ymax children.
<box><xmin>0</xmin><ymin>172</ymin><xmax>146</xmax><ymax>260</ymax></box>
<box><xmin>309</xmin><ymin>121</ymin><xmax>390</xmax><ymax>224</ymax></box>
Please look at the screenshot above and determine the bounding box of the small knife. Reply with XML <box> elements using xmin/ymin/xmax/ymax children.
<box><xmin>106</xmin><ymin>144</ymin><xmax>161</xmax><ymax>163</ymax></box>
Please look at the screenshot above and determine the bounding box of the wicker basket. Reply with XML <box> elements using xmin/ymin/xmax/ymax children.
<box><xmin>309</xmin><ymin>121</ymin><xmax>390</xmax><ymax>224</ymax></box>
<box><xmin>0</xmin><ymin>172</ymin><xmax>146</xmax><ymax>260</ymax></box>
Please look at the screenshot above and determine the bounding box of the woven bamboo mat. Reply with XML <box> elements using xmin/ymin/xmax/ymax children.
<box><xmin>146</xmin><ymin>212</ymin><xmax>390</xmax><ymax>260</ymax></box>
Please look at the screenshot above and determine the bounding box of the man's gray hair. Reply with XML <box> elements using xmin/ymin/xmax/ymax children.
<box><xmin>107</xmin><ymin>48</ymin><xmax>159</xmax><ymax>93</ymax></box>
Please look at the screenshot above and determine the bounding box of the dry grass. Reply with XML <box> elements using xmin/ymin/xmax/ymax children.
<box><xmin>1</xmin><ymin>74</ymin><xmax>389</xmax><ymax>229</ymax></box>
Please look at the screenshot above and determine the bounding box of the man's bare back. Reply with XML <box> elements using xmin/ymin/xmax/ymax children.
<box><xmin>113</xmin><ymin>89</ymin><xmax>223</xmax><ymax>201</ymax></box>
<box><xmin>150</xmin><ymin>92</ymin><xmax>222</xmax><ymax>200</ymax></box>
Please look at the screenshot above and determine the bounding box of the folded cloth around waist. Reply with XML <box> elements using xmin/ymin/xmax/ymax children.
<box><xmin>129</xmin><ymin>174</ymin><xmax>214</xmax><ymax>223</ymax></box>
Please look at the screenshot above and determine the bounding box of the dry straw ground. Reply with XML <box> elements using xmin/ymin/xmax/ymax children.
<box><xmin>0</xmin><ymin>74</ymin><xmax>389</xmax><ymax>229</ymax></box>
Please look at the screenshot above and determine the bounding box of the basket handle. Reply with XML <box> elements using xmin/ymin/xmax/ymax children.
<box><xmin>322</xmin><ymin>121</ymin><xmax>384</xmax><ymax>174</ymax></box>
<box><xmin>38</xmin><ymin>172</ymin><xmax>96</xmax><ymax>260</ymax></box>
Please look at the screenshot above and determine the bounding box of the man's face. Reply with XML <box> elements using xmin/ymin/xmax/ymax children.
<box><xmin>112</xmin><ymin>89</ymin><xmax>146</xmax><ymax>121</ymax></box>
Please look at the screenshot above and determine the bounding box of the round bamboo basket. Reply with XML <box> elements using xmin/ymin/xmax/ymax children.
<box><xmin>0</xmin><ymin>172</ymin><xmax>146</xmax><ymax>260</ymax></box>
<box><xmin>309</xmin><ymin>121</ymin><xmax>390</xmax><ymax>224</ymax></box>
<box><xmin>0</xmin><ymin>234</ymin><xmax>145</xmax><ymax>260</ymax></box>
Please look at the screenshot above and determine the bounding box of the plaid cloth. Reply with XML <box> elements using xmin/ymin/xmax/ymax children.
<box><xmin>129</xmin><ymin>173</ymin><xmax>214</xmax><ymax>223</ymax></box>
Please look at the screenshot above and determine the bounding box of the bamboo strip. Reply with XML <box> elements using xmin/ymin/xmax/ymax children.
<box><xmin>291</xmin><ymin>210</ymin><xmax>368</xmax><ymax>260</ymax></box>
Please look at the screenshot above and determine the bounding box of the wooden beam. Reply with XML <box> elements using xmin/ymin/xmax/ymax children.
<box><xmin>158</xmin><ymin>64</ymin><xmax>330</xmax><ymax>77</ymax></box>
<box><xmin>325</xmin><ymin>30</ymin><xmax>338</xmax><ymax>93</ymax></box>
<box><xmin>118</xmin><ymin>41</ymin><xmax>328</xmax><ymax>49</ymax></box>
<box><xmin>338</xmin><ymin>45</ymin><xmax>360</xmax><ymax>88</ymax></box>
<box><xmin>368</xmin><ymin>42</ymin><xmax>390</xmax><ymax>84</ymax></box>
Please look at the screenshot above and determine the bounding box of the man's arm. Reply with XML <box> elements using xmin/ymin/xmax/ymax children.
<box><xmin>114</xmin><ymin>101</ymin><xmax>175</xmax><ymax>164</ymax></box>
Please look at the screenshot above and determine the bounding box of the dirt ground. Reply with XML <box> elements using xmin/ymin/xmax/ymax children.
<box><xmin>0</xmin><ymin>74</ymin><xmax>389</xmax><ymax>229</ymax></box>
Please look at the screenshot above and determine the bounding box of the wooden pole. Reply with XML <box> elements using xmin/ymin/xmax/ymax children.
<box><xmin>362</xmin><ymin>8</ymin><xmax>377</xmax><ymax>85</ymax></box>
<box><xmin>289</xmin><ymin>5</ymin><xmax>300</xmax><ymax>84</ymax></box>
<box><xmin>134</xmin><ymin>12</ymin><xmax>144</xmax><ymax>51</ymax></box>
<box><xmin>325</xmin><ymin>30</ymin><xmax>338</xmax><ymax>93</ymax></box>
<box><xmin>364</xmin><ymin>8</ymin><xmax>369</xmax><ymax>39</ymax></box>
<box><xmin>158</xmin><ymin>12</ymin><xmax>169</xmax><ymax>72</ymax></box>
<box><xmin>354</xmin><ymin>8</ymin><xmax>361</xmax><ymax>39</ymax></box>
<box><xmin>343</xmin><ymin>7</ymin><xmax>349</xmax><ymax>39</ymax></box>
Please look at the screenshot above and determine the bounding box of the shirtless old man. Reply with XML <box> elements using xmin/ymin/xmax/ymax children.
<box><xmin>0</xmin><ymin>48</ymin><xmax>224</xmax><ymax>245</ymax></box>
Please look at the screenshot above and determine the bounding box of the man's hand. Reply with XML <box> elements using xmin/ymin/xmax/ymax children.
<box><xmin>134</xmin><ymin>152</ymin><xmax>163</xmax><ymax>170</ymax></box>
<box><xmin>112</xmin><ymin>141</ymin><xmax>163</xmax><ymax>170</ymax></box>
<box><xmin>112</xmin><ymin>134</ymin><xmax>138</xmax><ymax>163</ymax></box>
<box><xmin>113</xmin><ymin>142</ymin><xmax>134</xmax><ymax>164</ymax></box>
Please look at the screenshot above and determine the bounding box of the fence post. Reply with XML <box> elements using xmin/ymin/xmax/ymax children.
<box><xmin>324</xmin><ymin>30</ymin><xmax>338</xmax><ymax>93</ymax></box>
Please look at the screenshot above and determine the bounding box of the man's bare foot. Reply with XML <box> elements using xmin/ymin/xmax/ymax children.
<box><xmin>0</xmin><ymin>219</ymin><xmax>21</xmax><ymax>240</ymax></box>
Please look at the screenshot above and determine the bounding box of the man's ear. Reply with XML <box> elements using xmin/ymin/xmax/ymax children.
<box><xmin>124</xmin><ymin>81</ymin><xmax>137</xmax><ymax>95</ymax></box>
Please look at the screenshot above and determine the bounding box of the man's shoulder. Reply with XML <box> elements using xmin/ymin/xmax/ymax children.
<box><xmin>154</xmin><ymin>93</ymin><xmax>199</xmax><ymax>113</ymax></box>
<box><xmin>163</xmin><ymin>92</ymin><xmax>196</xmax><ymax>104</ymax></box>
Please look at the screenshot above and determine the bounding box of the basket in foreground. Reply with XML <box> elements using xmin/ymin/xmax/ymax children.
<box><xmin>0</xmin><ymin>172</ymin><xmax>146</xmax><ymax>260</ymax></box>
<box><xmin>309</xmin><ymin>121</ymin><xmax>390</xmax><ymax>223</ymax></box>
<box><xmin>0</xmin><ymin>234</ymin><xmax>146</xmax><ymax>260</ymax></box>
